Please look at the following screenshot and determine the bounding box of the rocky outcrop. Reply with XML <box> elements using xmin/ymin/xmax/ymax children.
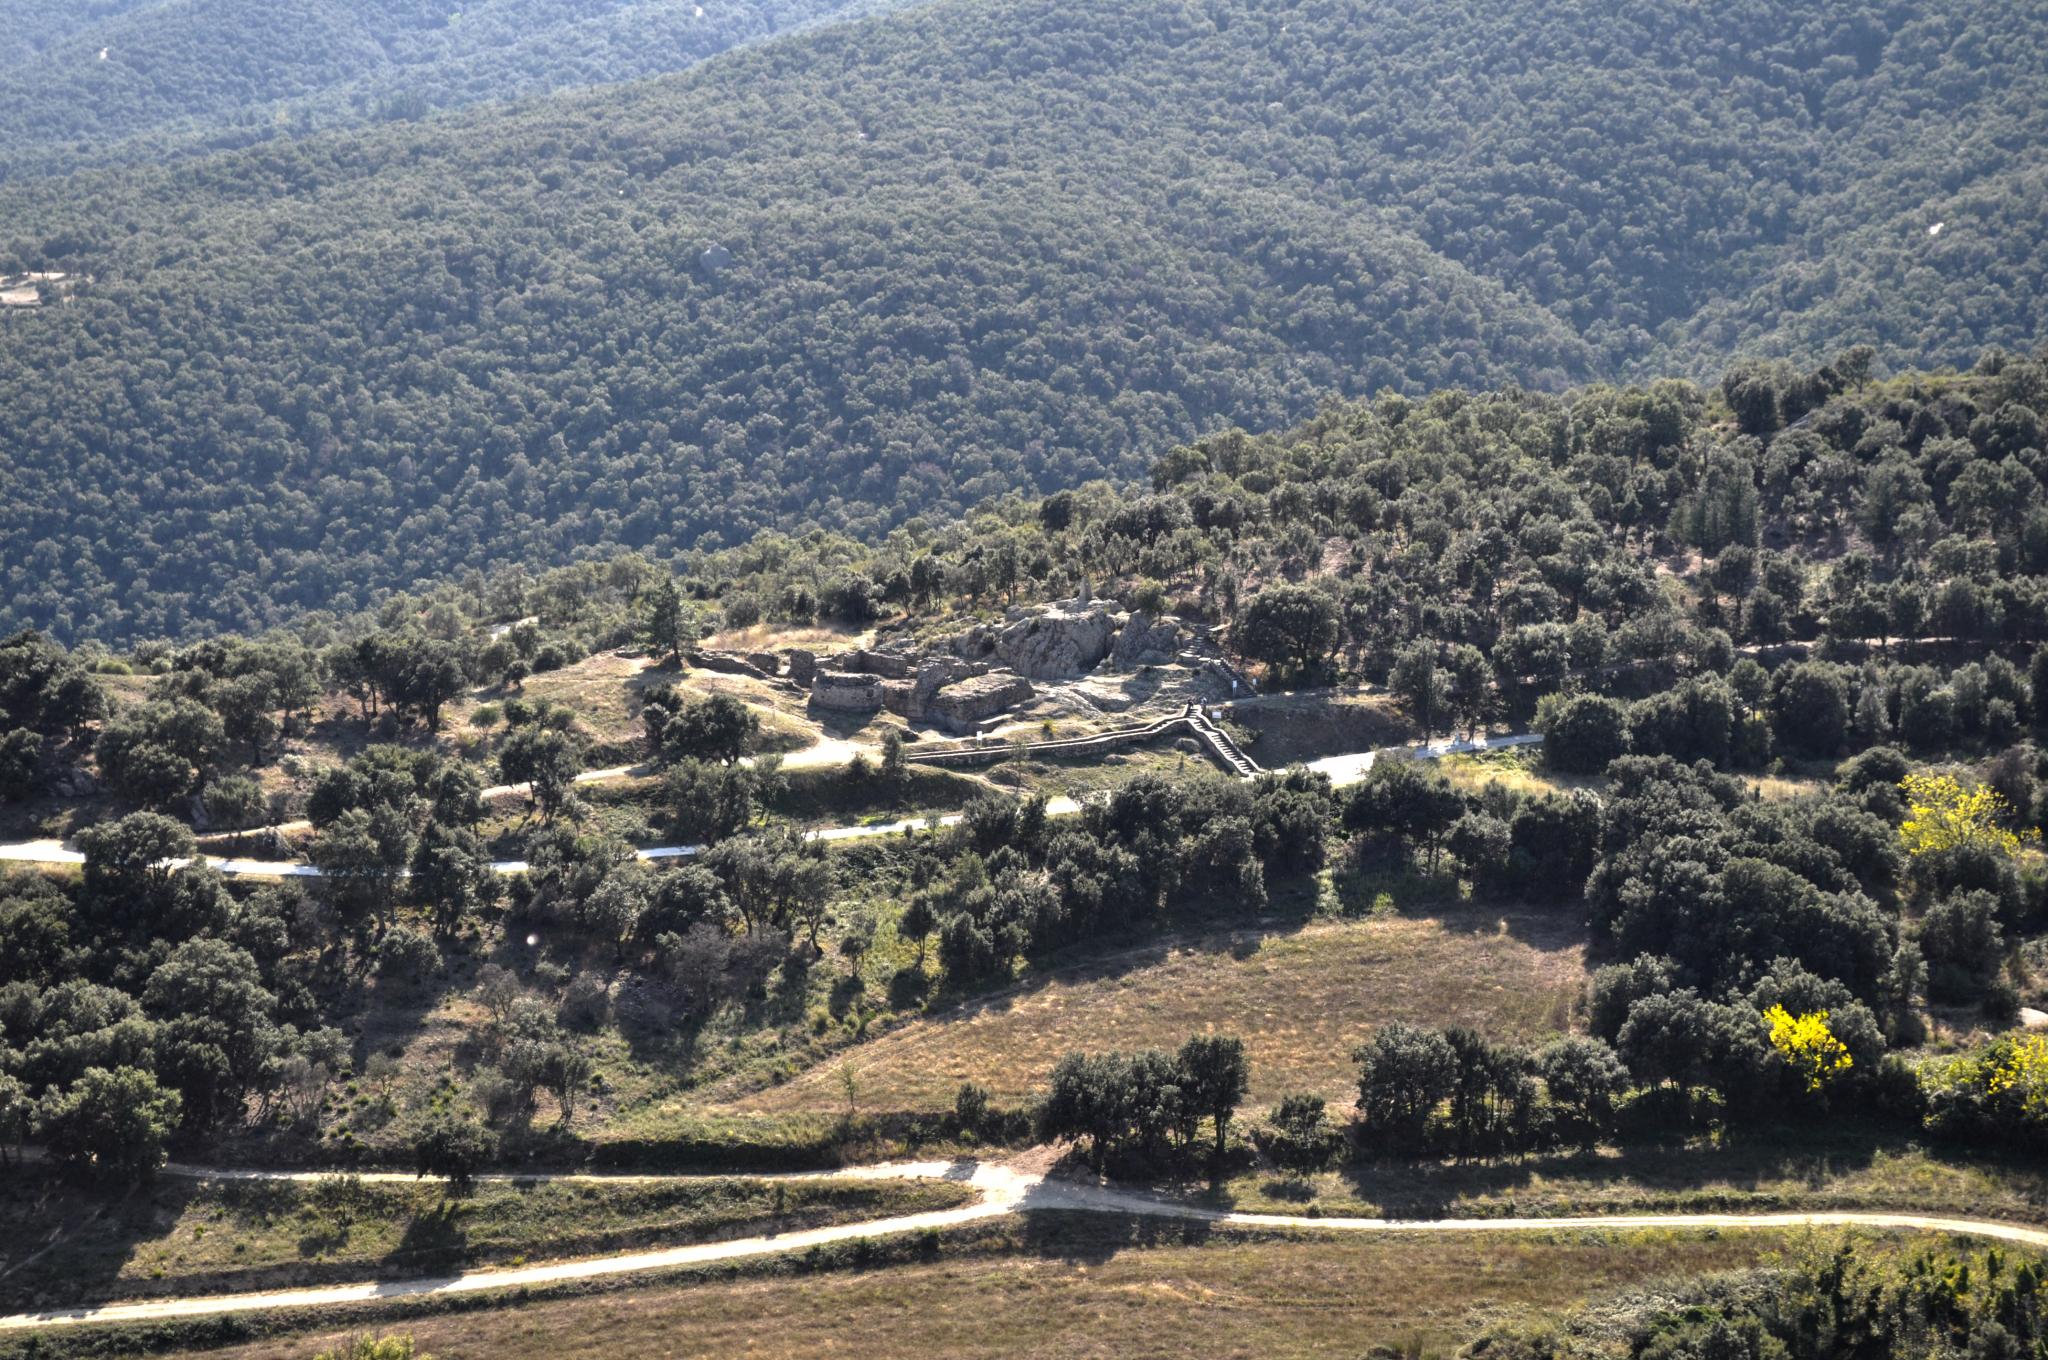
<box><xmin>1110</xmin><ymin>612</ymin><xmax>1184</xmax><ymax>669</ymax></box>
<box><xmin>799</xmin><ymin>598</ymin><xmax>1231</xmax><ymax>721</ymax></box>
<box><xmin>48</xmin><ymin>766</ymin><xmax>99</xmax><ymax>799</ymax></box>
<box><xmin>881</xmin><ymin>658</ymin><xmax>996</xmax><ymax>720</ymax></box>
<box><xmin>926</xmin><ymin>674</ymin><xmax>1034</xmax><ymax>732</ymax></box>
<box><xmin>746</xmin><ymin>651</ymin><xmax>781</xmax><ymax>676</ymax></box>
<box><xmin>808</xmin><ymin>671</ymin><xmax>883</xmax><ymax>712</ymax></box>
<box><xmin>948</xmin><ymin>627</ymin><xmax>999</xmax><ymax>661</ymax></box>
<box><xmin>994</xmin><ymin>602</ymin><xmax>1119</xmax><ymax>680</ymax></box>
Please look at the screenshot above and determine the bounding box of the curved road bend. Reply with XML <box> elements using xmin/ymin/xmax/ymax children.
<box><xmin>5</xmin><ymin>1157</ymin><xmax>2047</xmax><ymax>1331</ymax></box>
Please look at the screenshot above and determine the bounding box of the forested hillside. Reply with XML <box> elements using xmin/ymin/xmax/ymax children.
<box><xmin>1</xmin><ymin>0</ymin><xmax>2045</xmax><ymax>642</ymax></box>
<box><xmin>0</xmin><ymin>0</ymin><xmax>892</xmax><ymax>180</ymax></box>
<box><xmin>5</xmin><ymin>352</ymin><xmax>2048</xmax><ymax>1210</ymax></box>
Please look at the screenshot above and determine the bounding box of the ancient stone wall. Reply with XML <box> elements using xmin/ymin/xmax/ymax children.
<box><xmin>808</xmin><ymin>670</ymin><xmax>884</xmax><ymax>711</ymax></box>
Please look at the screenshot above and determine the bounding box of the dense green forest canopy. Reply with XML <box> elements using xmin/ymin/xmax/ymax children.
<box><xmin>1</xmin><ymin>0</ymin><xmax>2045</xmax><ymax>643</ymax></box>
<box><xmin>0</xmin><ymin>0</ymin><xmax>897</xmax><ymax>181</ymax></box>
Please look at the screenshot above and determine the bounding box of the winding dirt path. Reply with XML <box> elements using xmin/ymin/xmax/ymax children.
<box><xmin>5</xmin><ymin>1156</ymin><xmax>2047</xmax><ymax>1331</ymax></box>
<box><xmin>0</xmin><ymin>734</ymin><xmax>1543</xmax><ymax>880</ymax></box>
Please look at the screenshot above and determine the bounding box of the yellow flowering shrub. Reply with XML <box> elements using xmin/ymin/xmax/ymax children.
<box><xmin>1764</xmin><ymin>1004</ymin><xmax>1853</xmax><ymax>1093</ymax></box>
<box><xmin>1925</xmin><ymin>1034</ymin><xmax>2048</xmax><ymax>1146</ymax></box>
<box><xmin>1897</xmin><ymin>773</ymin><xmax>2038</xmax><ymax>859</ymax></box>
<box><xmin>1976</xmin><ymin>1034</ymin><xmax>2048</xmax><ymax>1117</ymax></box>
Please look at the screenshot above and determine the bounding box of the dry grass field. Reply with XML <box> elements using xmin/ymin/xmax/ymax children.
<box><xmin>1217</xmin><ymin>1136</ymin><xmax>2048</xmax><ymax>1223</ymax></box>
<box><xmin>158</xmin><ymin>1226</ymin><xmax>1801</xmax><ymax>1360</ymax></box>
<box><xmin>1436</xmin><ymin>747</ymin><xmax>1828</xmax><ymax>805</ymax></box>
<box><xmin>700</xmin><ymin>622</ymin><xmax>873</xmax><ymax>656</ymax></box>
<box><xmin>724</xmin><ymin>909</ymin><xmax>1586</xmax><ymax>1115</ymax></box>
<box><xmin>440</xmin><ymin>649</ymin><xmax>836</xmax><ymax>771</ymax></box>
<box><xmin>0</xmin><ymin>1174</ymin><xmax>969</xmax><ymax>1315</ymax></box>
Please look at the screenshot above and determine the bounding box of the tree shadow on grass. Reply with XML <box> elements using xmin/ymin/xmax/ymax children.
<box><xmin>601</xmin><ymin>940</ymin><xmax>819</xmax><ymax>1090</ymax></box>
<box><xmin>384</xmin><ymin>1200</ymin><xmax>469</xmax><ymax>1277</ymax></box>
<box><xmin>813</xmin><ymin>711</ymin><xmax>883</xmax><ymax>742</ymax></box>
<box><xmin>1421</xmin><ymin>904</ymin><xmax>1588</xmax><ymax>957</ymax></box>
<box><xmin>496</xmin><ymin>1116</ymin><xmax>595</xmax><ymax>1165</ymax></box>
<box><xmin>1216</xmin><ymin>1128</ymin><xmax>1914</xmax><ymax>1221</ymax></box>
<box><xmin>827</xmin><ymin>973</ymin><xmax>868</xmax><ymax>1019</ymax></box>
<box><xmin>1013</xmin><ymin>1207</ymin><xmax>1215</xmax><ymax>1266</ymax></box>
<box><xmin>1328</xmin><ymin>848</ymin><xmax>1591</xmax><ymax>961</ymax></box>
<box><xmin>887</xmin><ymin>964</ymin><xmax>931</xmax><ymax>1010</ymax></box>
<box><xmin>204</xmin><ymin>951</ymin><xmax>454</xmax><ymax>1168</ymax></box>
<box><xmin>0</xmin><ymin>1172</ymin><xmax>155</xmax><ymax>1315</ymax></box>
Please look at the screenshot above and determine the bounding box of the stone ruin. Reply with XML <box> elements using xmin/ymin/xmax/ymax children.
<box><xmin>804</xmin><ymin>650</ymin><xmax>1033</xmax><ymax>734</ymax></box>
<box><xmin>808</xmin><ymin>669</ymin><xmax>885</xmax><ymax>712</ymax></box>
<box><xmin>787</xmin><ymin>596</ymin><xmax>1244</xmax><ymax>733</ymax></box>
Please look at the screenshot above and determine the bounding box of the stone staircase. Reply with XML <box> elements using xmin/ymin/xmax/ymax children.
<box><xmin>1185</xmin><ymin>706</ymin><xmax>1261</xmax><ymax>778</ymax></box>
<box><xmin>903</xmin><ymin>703</ymin><xmax>1262</xmax><ymax>780</ymax></box>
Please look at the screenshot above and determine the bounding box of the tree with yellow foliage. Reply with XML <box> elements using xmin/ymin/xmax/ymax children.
<box><xmin>1897</xmin><ymin>773</ymin><xmax>2038</xmax><ymax>859</ymax></box>
<box><xmin>1976</xmin><ymin>1034</ymin><xmax>2048</xmax><ymax>1114</ymax></box>
<box><xmin>1925</xmin><ymin>1034</ymin><xmax>2048</xmax><ymax>1148</ymax></box>
<box><xmin>1763</xmin><ymin>1005</ymin><xmax>1853</xmax><ymax>1093</ymax></box>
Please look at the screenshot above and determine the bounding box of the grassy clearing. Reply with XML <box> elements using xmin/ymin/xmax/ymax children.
<box><xmin>482</xmin><ymin>653</ymin><xmax>659</xmax><ymax>760</ymax></box>
<box><xmin>1436</xmin><ymin>748</ymin><xmax>1826</xmax><ymax>806</ymax></box>
<box><xmin>671</xmin><ymin>671</ymin><xmax>823</xmax><ymax>755</ymax></box>
<box><xmin>0</xmin><ymin>1171</ymin><xmax>970</xmax><ymax>1314</ymax></box>
<box><xmin>151</xmin><ymin>1222</ymin><xmax>1804</xmax><ymax>1360</ymax></box>
<box><xmin>981</xmin><ymin>744</ymin><xmax>1212</xmax><ymax>797</ymax></box>
<box><xmin>450</xmin><ymin>653</ymin><xmax>822</xmax><ymax>769</ymax></box>
<box><xmin>1215</xmin><ymin>1131</ymin><xmax>2048</xmax><ymax>1224</ymax></box>
<box><xmin>727</xmin><ymin>909</ymin><xmax>1586</xmax><ymax>1116</ymax></box>
<box><xmin>1744</xmin><ymin>773</ymin><xmax>1829</xmax><ymax>801</ymax></box>
<box><xmin>1437</xmin><ymin>746</ymin><xmax>1595</xmax><ymax>799</ymax></box>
